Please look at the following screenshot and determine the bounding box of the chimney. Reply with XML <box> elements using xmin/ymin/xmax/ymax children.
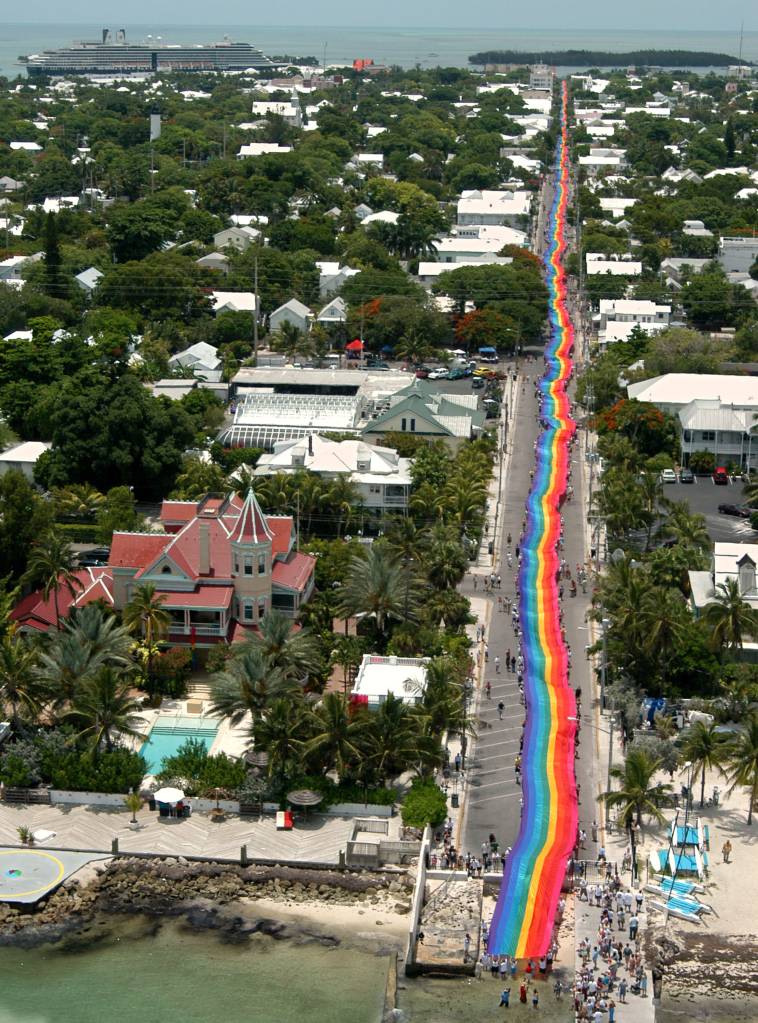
<box><xmin>199</xmin><ymin>522</ymin><xmax>210</xmax><ymax>576</ymax></box>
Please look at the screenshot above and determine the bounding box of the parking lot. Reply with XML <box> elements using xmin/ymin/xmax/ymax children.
<box><xmin>661</xmin><ymin>474</ymin><xmax>757</xmax><ymax>544</ymax></box>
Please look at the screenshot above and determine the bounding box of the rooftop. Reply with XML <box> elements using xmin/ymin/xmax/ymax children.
<box><xmin>351</xmin><ymin>655</ymin><xmax>429</xmax><ymax>705</ymax></box>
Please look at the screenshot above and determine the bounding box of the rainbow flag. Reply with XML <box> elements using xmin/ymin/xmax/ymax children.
<box><xmin>487</xmin><ymin>81</ymin><xmax>578</xmax><ymax>958</ymax></box>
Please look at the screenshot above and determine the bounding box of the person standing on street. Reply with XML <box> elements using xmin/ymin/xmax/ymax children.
<box><xmin>495</xmin><ymin>656</ymin><xmax>501</xmax><ymax>674</ymax></box>
<box><xmin>498</xmin><ymin>701</ymin><xmax>505</xmax><ymax>720</ymax></box>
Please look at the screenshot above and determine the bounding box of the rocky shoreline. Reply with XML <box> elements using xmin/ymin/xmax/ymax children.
<box><xmin>647</xmin><ymin>925</ymin><xmax>758</xmax><ymax>1007</ymax></box>
<box><xmin>0</xmin><ymin>858</ymin><xmax>415</xmax><ymax>949</ymax></box>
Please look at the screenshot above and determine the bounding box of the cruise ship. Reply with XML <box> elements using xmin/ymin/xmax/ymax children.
<box><xmin>22</xmin><ymin>29</ymin><xmax>276</xmax><ymax>77</ymax></box>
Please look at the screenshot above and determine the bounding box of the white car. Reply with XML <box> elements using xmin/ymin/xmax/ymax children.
<box><xmin>660</xmin><ymin>468</ymin><xmax>677</xmax><ymax>484</ymax></box>
<box><xmin>428</xmin><ymin>367</ymin><xmax>449</xmax><ymax>379</ymax></box>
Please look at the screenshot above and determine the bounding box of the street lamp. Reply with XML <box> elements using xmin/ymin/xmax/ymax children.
<box><xmin>600</xmin><ymin>617</ymin><xmax>610</xmax><ymax>710</ymax></box>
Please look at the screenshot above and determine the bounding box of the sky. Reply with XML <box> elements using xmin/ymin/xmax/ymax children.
<box><xmin>0</xmin><ymin>1</ymin><xmax>753</xmax><ymax>33</ymax></box>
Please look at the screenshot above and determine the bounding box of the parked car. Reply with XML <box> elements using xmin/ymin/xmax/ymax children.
<box><xmin>365</xmin><ymin>360</ymin><xmax>390</xmax><ymax>371</ymax></box>
<box><xmin>718</xmin><ymin>503</ymin><xmax>751</xmax><ymax>517</ymax></box>
<box><xmin>415</xmin><ymin>366</ymin><xmax>430</xmax><ymax>378</ymax></box>
<box><xmin>78</xmin><ymin>547</ymin><xmax>111</xmax><ymax>566</ymax></box>
<box><xmin>660</xmin><ymin>468</ymin><xmax>677</xmax><ymax>484</ymax></box>
<box><xmin>712</xmin><ymin>466</ymin><xmax>729</xmax><ymax>485</ymax></box>
<box><xmin>471</xmin><ymin>377</ymin><xmax>485</xmax><ymax>389</ymax></box>
<box><xmin>428</xmin><ymin>367</ymin><xmax>449</xmax><ymax>380</ymax></box>
<box><xmin>679</xmin><ymin>467</ymin><xmax>694</xmax><ymax>484</ymax></box>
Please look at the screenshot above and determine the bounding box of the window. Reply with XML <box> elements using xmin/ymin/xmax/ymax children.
<box><xmin>410</xmin><ymin>418</ymin><xmax>416</xmax><ymax>432</ymax></box>
<box><xmin>258</xmin><ymin>553</ymin><xmax>266</xmax><ymax>575</ymax></box>
<box><xmin>243</xmin><ymin>600</ymin><xmax>254</xmax><ymax>622</ymax></box>
<box><xmin>401</xmin><ymin>418</ymin><xmax>406</xmax><ymax>431</ymax></box>
<box><xmin>161</xmin><ymin>564</ymin><xmax>172</xmax><ymax>574</ymax></box>
<box><xmin>244</xmin><ymin>555</ymin><xmax>253</xmax><ymax>576</ymax></box>
<box><xmin>258</xmin><ymin>597</ymin><xmax>266</xmax><ymax>620</ymax></box>
<box><xmin>233</xmin><ymin>556</ymin><xmax>239</xmax><ymax>574</ymax></box>
<box><xmin>369</xmin><ymin>484</ymin><xmax>382</xmax><ymax>494</ymax></box>
<box><xmin>701</xmin><ymin>431</ymin><xmax>716</xmax><ymax>442</ymax></box>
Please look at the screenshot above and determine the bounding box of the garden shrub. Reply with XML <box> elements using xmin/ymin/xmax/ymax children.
<box><xmin>157</xmin><ymin>738</ymin><xmax>246</xmax><ymax>796</ymax></box>
<box><xmin>401</xmin><ymin>779</ymin><xmax>448</xmax><ymax>828</ymax></box>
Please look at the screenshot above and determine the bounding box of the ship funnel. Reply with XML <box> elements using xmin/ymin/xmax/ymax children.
<box><xmin>102</xmin><ymin>28</ymin><xmax>109</xmax><ymax>45</ymax></box>
<box><xmin>117</xmin><ymin>29</ymin><xmax>126</xmax><ymax>43</ymax></box>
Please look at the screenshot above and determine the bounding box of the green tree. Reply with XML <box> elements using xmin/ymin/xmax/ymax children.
<box><xmin>251</xmin><ymin>695</ymin><xmax>308</xmax><ymax>780</ymax></box>
<box><xmin>0</xmin><ymin>632</ymin><xmax>44</xmax><ymax>733</ymax></box>
<box><xmin>123</xmin><ymin>584</ymin><xmax>170</xmax><ymax>680</ymax></box>
<box><xmin>304</xmin><ymin>692</ymin><xmax>366</xmax><ymax>781</ymax></box>
<box><xmin>0</xmin><ymin>471</ymin><xmax>54</xmax><ymax>579</ymax></box>
<box><xmin>243</xmin><ymin>609</ymin><xmax>323</xmax><ymax>682</ymax></box>
<box><xmin>43</xmin><ymin>212</ymin><xmax>62</xmax><ymax>296</ymax></box>
<box><xmin>679</xmin><ymin>721</ymin><xmax>728</xmax><ymax>808</ymax></box>
<box><xmin>23</xmin><ymin>530</ymin><xmax>81</xmax><ymax>631</ymax></box>
<box><xmin>209</xmin><ymin>645</ymin><xmax>294</xmax><ymax>726</ymax></box>
<box><xmin>599</xmin><ymin>748</ymin><xmax>671</xmax><ymax>828</ymax></box>
<box><xmin>723</xmin><ymin>714</ymin><xmax>758</xmax><ymax>824</ymax></box>
<box><xmin>96</xmin><ymin>486</ymin><xmax>143</xmax><ymax>545</ymax></box>
<box><xmin>703</xmin><ymin>578</ymin><xmax>758</xmax><ymax>655</ymax></box>
<box><xmin>65</xmin><ymin>667</ymin><xmax>145</xmax><ymax>754</ymax></box>
<box><xmin>338</xmin><ymin>546</ymin><xmax>421</xmax><ymax>639</ymax></box>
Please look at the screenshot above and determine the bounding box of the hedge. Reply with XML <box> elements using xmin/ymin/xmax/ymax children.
<box><xmin>401</xmin><ymin>779</ymin><xmax>448</xmax><ymax>828</ymax></box>
<box><xmin>278</xmin><ymin>774</ymin><xmax>397</xmax><ymax>808</ymax></box>
<box><xmin>55</xmin><ymin>522</ymin><xmax>100</xmax><ymax>543</ymax></box>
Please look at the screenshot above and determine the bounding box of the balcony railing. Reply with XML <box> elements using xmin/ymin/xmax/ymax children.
<box><xmin>168</xmin><ymin>623</ymin><xmax>225</xmax><ymax>636</ymax></box>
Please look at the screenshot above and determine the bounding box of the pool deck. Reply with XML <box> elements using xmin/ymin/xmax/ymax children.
<box><xmin>132</xmin><ymin>700</ymin><xmax>251</xmax><ymax>770</ymax></box>
<box><xmin>0</xmin><ymin>804</ymin><xmax>357</xmax><ymax>865</ymax></box>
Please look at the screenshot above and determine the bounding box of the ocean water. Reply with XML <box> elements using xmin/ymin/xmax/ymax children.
<box><xmin>0</xmin><ymin>23</ymin><xmax>756</xmax><ymax>78</ymax></box>
<box><xmin>0</xmin><ymin>915</ymin><xmax>389</xmax><ymax>1023</ymax></box>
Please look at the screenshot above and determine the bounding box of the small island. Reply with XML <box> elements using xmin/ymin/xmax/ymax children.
<box><xmin>469</xmin><ymin>48</ymin><xmax>751</xmax><ymax>68</ymax></box>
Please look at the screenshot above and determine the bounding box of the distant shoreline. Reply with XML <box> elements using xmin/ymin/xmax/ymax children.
<box><xmin>468</xmin><ymin>49</ymin><xmax>751</xmax><ymax>67</ymax></box>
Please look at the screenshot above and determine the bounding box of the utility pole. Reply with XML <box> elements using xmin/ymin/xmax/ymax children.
<box><xmin>600</xmin><ymin>617</ymin><xmax>610</xmax><ymax>710</ymax></box>
<box><xmin>253</xmin><ymin>255</ymin><xmax>259</xmax><ymax>363</ymax></box>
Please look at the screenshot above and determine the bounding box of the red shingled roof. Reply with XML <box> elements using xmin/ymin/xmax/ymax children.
<box><xmin>272</xmin><ymin>551</ymin><xmax>316</xmax><ymax>592</ymax></box>
<box><xmin>11</xmin><ymin>568</ymin><xmax>113</xmax><ymax>631</ymax></box>
<box><xmin>229</xmin><ymin>489</ymin><xmax>273</xmax><ymax>544</ymax></box>
<box><xmin>110</xmin><ymin>532</ymin><xmax>169</xmax><ymax>569</ymax></box>
<box><xmin>160</xmin><ymin>585</ymin><xmax>233</xmax><ymax>609</ymax></box>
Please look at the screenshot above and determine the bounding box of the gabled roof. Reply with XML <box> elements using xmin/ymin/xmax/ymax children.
<box><xmin>11</xmin><ymin>568</ymin><xmax>113</xmax><ymax>630</ymax></box>
<box><xmin>230</xmin><ymin>489</ymin><xmax>274</xmax><ymax>544</ymax></box>
<box><xmin>272</xmin><ymin>551</ymin><xmax>316</xmax><ymax>591</ymax></box>
<box><xmin>271</xmin><ymin>298</ymin><xmax>312</xmax><ymax>318</ymax></box>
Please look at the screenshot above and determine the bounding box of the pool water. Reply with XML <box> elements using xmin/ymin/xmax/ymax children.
<box><xmin>140</xmin><ymin>716</ymin><xmax>219</xmax><ymax>774</ymax></box>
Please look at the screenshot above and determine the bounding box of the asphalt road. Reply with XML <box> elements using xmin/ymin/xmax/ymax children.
<box><xmin>660</xmin><ymin>476</ymin><xmax>757</xmax><ymax>544</ymax></box>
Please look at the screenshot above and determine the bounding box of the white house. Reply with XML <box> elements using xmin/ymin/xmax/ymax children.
<box><xmin>315</xmin><ymin>261</ymin><xmax>360</xmax><ymax>297</ymax></box>
<box><xmin>585</xmin><ymin>253</ymin><xmax>642</xmax><ymax>276</ymax></box>
<box><xmin>214</xmin><ymin>226</ymin><xmax>261</xmax><ymax>251</ymax></box>
<box><xmin>250</xmin><ymin>97</ymin><xmax>302</xmax><ymax>128</ymax></box>
<box><xmin>0</xmin><ymin>441</ymin><xmax>51</xmax><ymax>482</ymax></box>
<box><xmin>10</xmin><ymin>142</ymin><xmax>42</xmax><ymax>152</ymax></box>
<box><xmin>677</xmin><ymin>399</ymin><xmax>758</xmax><ymax>471</ymax></box>
<box><xmin>317</xmin><ymin>296</ymin><xmax>347</xmax><ymax>324</ymax></box>
<box><xmin>456</xmin><ymin>189</ymin><xmax>531</xmax><ymax>228</ymax></box>
<box><xmin>211</xmin><ymin>291</ymin><xmax>257</xmax><ymax>315</ymax></box>
<box><xmin>596</xmin><ymin>299</ymin><xmax>671</xmax><ymax>344</ymax></box>
<box><xmin>682</xmin><ymin>219</ymin><xmax>713</xmax><ymax>238</ymax></box>
<box><xmin>627</xmin><ymin>374</ymin><xmax>758</xmax><ymax>417</ymax></box>
<box><xmin>254</xmin><ymin>434</ymin><xmax>412</xmax><ymax>512</ymax></box>
<box><xmin>195</xmin><ymin>252</ymin><xmax>230</xmax><ymax>274</ymax></box>
<box><xmin>417</xmin><ymin>260</ymin><xmax>505</xmax><ymax>287</ymax></box>
<box><xmin>237</xmin><ymin>143</ymin><xmax>293</xmax><ymax>159</ymax></box>
<box><xmin>0</xmin><ymin>177</ymin><xmax>23</xmax><ymax>192</ymax></box>
<box><xmin>598</xmin><ymin>197</ymin><xmax>637</xmax><ymax>219</ymax></box>
<box><xmin>168</xmin><ymin>341</ymin><xmax>222</xmax><ymax>383</ymax></box>
<box><xmin>74</xmin><ymin>266</ymin><xmax>103</xmax><ymax>296</ymax></box>
<box><xmin>350</xmin><ymin>655</ymin><xmax>429</xmax><ymax>708</ymax></box>
<box><xmin>269</xmin><ymin>299</ymin><xmax>312</xmax><ymax>334</ymax></box>
<box><xmin>717</xmin><ymin>237</ymin><xmax>758</xmax><ymax>274</ymax></box>
<box><xmin>689</xmin><ymin>543</ymin><xmax>758</xmax><ymax>622</ymax></box>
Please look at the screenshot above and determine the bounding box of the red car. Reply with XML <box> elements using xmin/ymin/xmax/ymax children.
<box><xmin>712</xmin><ymin>467</ymin><xmax>729</xmax><ymax>485</ymax></box>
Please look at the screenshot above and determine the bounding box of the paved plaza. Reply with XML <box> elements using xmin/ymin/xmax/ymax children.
<box><xmin>0</xmin><ymin>803</ymin><xmax>357</xmax><ymax>865</ymax></box>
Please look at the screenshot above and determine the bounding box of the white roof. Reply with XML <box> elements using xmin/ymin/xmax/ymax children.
<box><xmin>272</xmin><ymin>298</ymin><xmax>311</xmax><ymax>318</ymax></box>
<box><xmin>351</xmin><ymin>655</ymin><xmax>429</xmax><ymax>703</ymax></box>
<box><xmin>0</xmin><ymin>441</ymin><xmax>51</xmax><ymax>463</ymax></box>
<box><xmin>457</xmin><ymin>189</ymin><xmax>531</xmax><ymax>218</ymax></box>
<box><xmin>238</xmin><ymin>143</ymin><xmax>292</xmax><ymax>157</ymax></box>
<box><xmin>255</xmin><ymin>434</ymin><xmax>411</xmax><ymax>482</ymax></box>
<box><xmin>75</xmin><ymin>266</ymin><xmax>103</xmax><ymax>290</ymax></box>
<box><xmin>628</xmin><ymin>374</ymin><xmax>758</xmax><ymax>409</ymax></box>
<box><xmin>417</xmin><ymin>260</ymin><xmax>500</xmax><ymax>277</ymax></box>
<box><xmin>599</xmin><ymin>299</ymin><xmax>670</xmax><ymax>317</ymax></box>
<box><xmin>435</xmin><ymin>235</ymin><xmax>521</xmax><ymax>256</ymax></box>
<box><xmin>585</xmin><ymin>255</ymin><xmax>642</xmax><ymax>276</ymax></box>
<box><xmin>169</xmin><ymin>341</ymin><xmax>220</xmax><ymax>371</ymax></box>
<box><xmin>211</xmin><ymin>291</ymin><xmax>257</xmax><ymax>313</ymax></box>
<box><xmin>599</xmin><ymin>321</ymin><xmax>669</xmax><ymax>343</ymax></box>
<box><xmin>361</xmin><ymin>210</ymin><xmax>398</xmax><ymax>225</ymax></box>
<box><xmin>678</xmin><ymin>399</ymin><xmax>750</xmax><ymax>433</ymax></box>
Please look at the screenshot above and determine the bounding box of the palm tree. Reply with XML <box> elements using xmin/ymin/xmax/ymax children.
<box><xmin>252</xmin><ymin>696</ymin><xmax>308</xmax><ymax>779</ymax></box>
<box><xmin>338</xmin><ymin>546</ymin><xmax>421</xmax><ymax>638</ymax></box>
<box><xmin>364</xmin><ymin>693</ymin><xmax>438</xmax><ymax>784</ymax></box>
<box><xmin>599</xmin><ymin>748</ymin><xmax>672</xmax><ymax>828</ymax></box>
<box><xmin>717</xmin><ymin>670</ymin><xmax>758</xmax><ymax>722</ymax></box>
<box><xmin>723</xmin><ymin>713</ymin><xmax>758</xmax><ymax>824</ymax></box>
<box><xmin>67</xmin><ymin>605</ymin><xmax>134</xmax><ymax>666</ymax></box>
<box><xmin>65</xmin><ymin>667</ymin><xmax>145</xmax><ymax>754</ymax></box>
<box><xmin>304</xmin><ymin>692</ymin><xmax>366</xmax><ymax>781</ymax></box>
<box><xmin>329</xmin><ymin>634</ymin><xmax>364</xmax><ymax>694</ymax></box>
<box><xmin>394</xmin><ymin>328</ymin><xmax>433</xmax><ymax>366</ymax></box>
<box><xmin>209</xmin><ymin>645</ymin><xmax>294</xmax><ymax>726</ymax></box>
<box><xmin>383</xmin><ymin>519</ymin><xmax>430</xmax><ymax>620</ymax></box>
<box><xmin>660</xmin><ymin>500</ymin><xmax>709</xmax><ymax>549</ymax></box>
<box><xmin>271</xmin><ymin>321</ymin><xmax>312</xmax><ymax>363</ymax></box>
<box><xmin>680</xmin><ymin>721</ymin><xmax>728</xmax><ymax>807</ymax></box>
<box><xmin>24</xmin><ymin>530</ymin><xmax>82</xmax><ymax>631</ymax></box>
<box><xmin>327</xmin><ymin>475</ymin><xmax>359</xmax><ymax>538</ymax></box>
<box><xmin>703</xmin><ymin>578</ymin><xmax>758</xmax><ymax>654</ymax></box>
<box><xmin>123</xmin><ymin>584</ymin><xmax>170</xmax><ymax>679</ymax></box>
<box><xmin>640</xmin><ymin>587</ymin><xmax>689</xmax><ymax>666</ymax></box>
<box><xmin>52</xmin><ymin>484</ymin><xmax>105</xmax><ymax>522</ymax></box>
<box><xmin>0</xmin><ymin>631</ymin><xmax>45</xmax><ymax>733</ymax></box>
<box><xmin>243</xmin><ymin>609</ymin><xmax>322</xmax><ymax>681</ymax></box>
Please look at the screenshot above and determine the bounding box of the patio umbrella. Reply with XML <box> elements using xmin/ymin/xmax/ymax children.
<box><xmin>245</xmin><ymin>750</ymin><xmax>269</xmax><ymax>768</ymax></box>
<box><xmin>345</xmin><ymin>339</ymin><xmax>364</xmax><ymax>351</ymax></box>
<box><xmin>153</xmin><ymin>786</ymin><xmax>185</xmax><ymax>804</ymax></box>
<box><xmin>286</xmin><ymin>789</ymin><xmax>323</xmax><ymax>807</ymax></box>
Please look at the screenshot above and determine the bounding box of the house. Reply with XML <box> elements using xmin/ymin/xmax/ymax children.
<box><xmin>254</xmin><ymin>433</ymin><xmax>412</xmax><ymax>512</ymax></box>
<box><xmin>596</xmin><ymin>299</ymin><xmax>671</xmax><ymax>346</ymax></box>
<box><xmin>317</xmin><ymin>296</ymin><xmax>347</xmax><ymax>324</ymax></box>
<box><xmin>677</xmin><ymin>399</ymin><xmax>758</xmax><ymax>471</ymax></box>
<box><xmin>14</xmin><ymin>490</ymin><xmax>315</xmax><ymax>644</ymax></box>
<box><xmin>417</xmin><ymin>260</ymin><xmax>502</xmax><ymax>287</ymax></box>
<box><xmin>0</xmin><ymin>177</ymin><xmax>23</xmax><ymax>192</ymax></box>
<box><xmin>433</xmin><ymin>234</ymin><xmax>519</xmax><ymax>264</ymax></box>
<box><xmin>168</xmin><ymin>341</ymin><xmax>222</xmax><ymax>383</ymax></box>
<box><xmin>598</xmin><ymin>197</ymin><xmax>637</xmax><ymax>219</ymax></box>
<box><xmin>456</xmin><ymin>189</ymin><xmax>532</xmax><ymax>228</ymax></box>
<box><xmin>9</xmin><ymin>142</ymin><xmax>42</xmax><ymax>152</ymax></box>
<box><xmin>315</xmin><ymin>261</ymin><xmax>359</xmax><ymax>297</ymax></box>
<box><xmin>689</xmin><ymin>544</ymin><xmax>758</xmax><ymax>648</ymax></box>
<box><xmin>195</xmin><ymin>252</ymin><xmax>230</xmax><ymax>274</ymax></box>
<box><xmin>361</xmin><ymin>383</ymin><xmax>485</xmax><ymax>451</ymax></box>
<box><xmin>250</xmin><ymin>97</ymin><xmax>302</xmax><ymax>128</ymax></box>
<box><xmin>237</xmin><ymin>143</ymin><xmax>293</xmax><ymax>159</ymax></box>
<box><xmin>361</xmin><ymin>210</ymin><xmax>399</xmax><ymax>226</ymax></box>
<box><xmin>717</xmin><ymin>237</ymin><xmax>758</xmax><ymax>274</ymax></box>
<box><xmin>585</xmin><ymin>253</ymin><xmax>642</xmax><ymax>277</ymax></box>
<box><xmin>211</xmin><ymin>291</ymin><xmax>257</xmax><ymax>315</ymax></box>
<box><xmin>350</xmin><ymin>655</ymin><xmax>429</xmax><ymax>708</ymax></box>
<box><xmin>0</xmin><ymin>441</ymin><xmax>51</xmax><ymax>482</ymax></box>
<box><xmin>354</xmin><ymin>203</ymin><xmax>373</xmax><ymax>221</ymax></box>
<box><xmin>660</xmin><ymin>258</ymin><xmax>711</xmax><ymax>289</ymax></box>
<box><xmin>150</xmin><ymin>379</ymin><xmax>198</xmax><ymax>400</ymax></box>
<box><xmin>355</xmin><ymin>153</ymin><xmax>384</xmax><ymax>168</ymax></box>
<box><xmin>12</xmin><ymin>567</ymin><xmax>115</xmax><ymax>633</ymax></box>
<box><xmin>74</xmin><ymin>266</ymin><xmax>103</xmax><ymax>296</ymax></box>
<box><xmin>0</xmin><ymin>253</ymin><xmax>43</xmax><ymax>284</ymax></box>
<box><xmin>682</xmin><ymin>219</ymin><xmax>713</xmax><ymax>238</ymax></box>
<box><xmin>214</xmin><ymin>226</ymin><xmax>261</xmax><ymax>252</ymax></box>
<box><xmin>529</xmin><ymin>64</ymin><xmax>554</xmax><ymax>91</ymax></box>
<box><xmin>269</xmin><ymin>299</ymin><xmax>312</xmax><ymax>334</ymax></box>
<box><xmin>627</xmin><ymin>374</ymin><xmax>758</xmax><ymax>417</ymax></box>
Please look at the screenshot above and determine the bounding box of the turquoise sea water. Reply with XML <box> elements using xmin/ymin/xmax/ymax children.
<box><xmin>0</xmin><ymin>916</ymin><xmax>388</xmax><ymax>1023</ymax></box>
<box><xmin>0</xmin><ymin>24</ymin><xmax>756</xmax><ymax>78</ymax></box>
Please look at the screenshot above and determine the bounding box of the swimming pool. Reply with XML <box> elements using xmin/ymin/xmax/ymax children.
<box><xmin>140</xmin><ymin>716</ymin><xmax>219</xmax><ymax>774</ymax></box>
